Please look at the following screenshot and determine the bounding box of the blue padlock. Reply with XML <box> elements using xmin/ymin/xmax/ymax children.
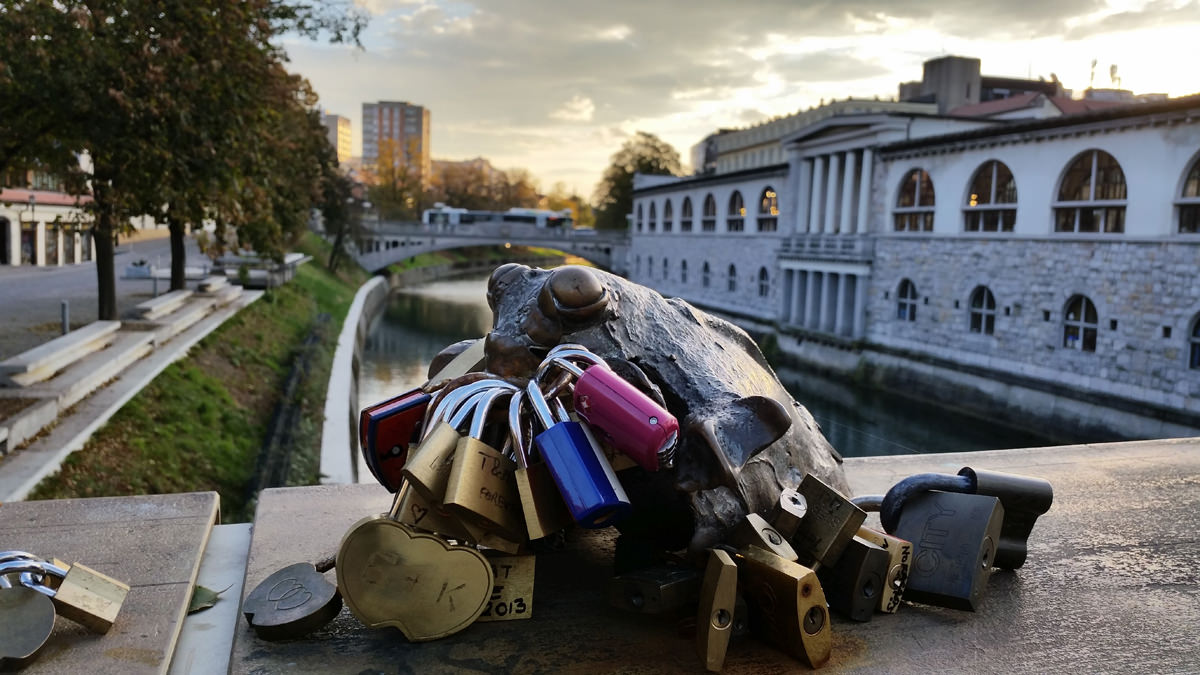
<box><xmin>525</xmin><ymin>379</ymin><xmax>632</xmax><ymax>528</ymax></box>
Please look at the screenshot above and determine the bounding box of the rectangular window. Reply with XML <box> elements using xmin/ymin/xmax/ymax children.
<box><xmin>681</xmin><ymin>219</ymin><xmax>693</xmax><ymax>232</ymax></box>
<box><xmin>727</xmin><ymin>218</ymin><xmax>744</xmax><ymax>232</ymax></box>
<box><xmin>1181</xmin><ymin>205</ymin><xmax>1200</xmax><ymax>233</ymax></box>
<box><xmin>1192</xmin><ymin>342</ymin><xmax>1200</xmax><ymax>368</ymax></box>
<box><xmin>701</xmin><ymin>219</ymin><xmax>715</xmax><ymax>232</ymax></box>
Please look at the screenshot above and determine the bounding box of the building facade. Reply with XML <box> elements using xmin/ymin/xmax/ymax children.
<box><xmin>630</xmin><ymin>96</ymin><xmax>1200</xmax><ymax>440</ymax></box>
<box><xmin>361</xmin><ymin>101</ymin><xmax>432</xmax><ymax>189</ymax></box>
<box><xmin>321</xmin><ymin>112</ymin><xmax>352</xmax><ymax>164</ymax></box>
<box><xmin>0</xmin><ymin>167</ymin><xmax>94</xmax><ymax>267</ymax></box>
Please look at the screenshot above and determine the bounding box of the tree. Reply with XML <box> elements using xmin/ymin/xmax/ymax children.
<box><xmin>592</xmin><ymin>132</ymin><xmax>682</xmax><ymax>230</ymax></box>
<box><xmin>366</xmin><ymin>138</ymin><xmax>426</xmax><ymax>220</ymax></box>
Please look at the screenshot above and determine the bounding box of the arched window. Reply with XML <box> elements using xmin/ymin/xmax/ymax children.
<box><xmin>681</xmin><ymin>259</ymin><xmax>688</xmax><ymax>284</ymax></box>
<box><xmin>965</xmin><ymin>161</ymin><xmax>1016</xmax><ymax>232</ymax></box>
<box><xmin>702</xmin><ymin>194</ymin><xmax>717</xmax><ymax>232</ymax></box>
<box><xmin>1055</xmin><ymin>150</ymin><xmax>1126</xmax><ymax>233</ymax></box>
<box><xmin>969</xmin><ymin>286</ymin><xmax>996</xmax><ymax>335</ymax></box>
<box><xmin>1063</xmin><ymin>295</ymin><xmax>1098</xmax><ymax>352</ymax></box>
<box><xmin>727</xmin><ymin>191</ymin><xmax>745</xmax><ymax>232</ymax></box>
<box><xmin>894</xmin><ymin>169</ymin><xmax>935</xmax><ymax>232</ymax></box>
<box><xmin>897</xmin><ymin>279</ymin><xmax>918</xmax><ymax>321</ymax></box>
<box><xmin>681</xmin><ymin>197</ymin><xmax>694</xmax><ymax>232</ymax></box>
<box><xmin>648</xmin><ymin>202</ymin><xmax>657</xmax><ymax>232</ymax></box>
<box><xmin>758</xmin><ymin>267</ymin><xmax>769</xmax><ymax>297</ymax></box>
<box><xmin>663</xmin><ymin>199</ymin><xmax>674</xmax><ymax>233</ymax></box>
<box><xmin>758</xmin><ymin>186</ymin><xmax>778</xmax><ymax>232</ymax></box>
<box><xmin>1190</xmin><ymin>313</ymin><xmax>1200</xmax><ymax>368</ymax></box>
<box><xmin>636</xmin><ymin>203</ymin><xmax>643</xmax><ymax>232</ymax></box>
<box><xmin>702</xmin><ymin>261</ymin><xmax>711</xmax><ymax>288</ymax></box>
<box><xmin>1178</xmin><ymin>157</ymin><xmax>1200</xmax><ymax>233</ymax></box>
<box><xmin>727</xmin><ymin>264</ymin><xmax>738</xmax><ymax>292</ymax></box>
<box><xmin>662</xmin><ymin>257</ymin><xmax>669</xmax><ymax>280</ymax></box>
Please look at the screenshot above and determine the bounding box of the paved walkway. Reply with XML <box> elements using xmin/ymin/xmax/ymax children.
<box><xmin>0</xmin><ymin>230</ymin><xmax>206</xmax><ymax>359</ymax></box>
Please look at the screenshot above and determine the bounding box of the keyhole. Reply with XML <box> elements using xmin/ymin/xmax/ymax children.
<box><xmin>628</xmin><ymin>590</ymin><xmax>645</xmax><ymax>609</ymax></box>
<box><xmin>711</xmin><ymin>608</ymin><xmax>731</xmax><ymax>629</ymax></box>
<box><xmin>802</xmin><ymin>606</ymin><xmax>825</xmax><ymax>636</ymax></box>
<box><xmin>861</xmin><ymin>577</ymin><xmax>877</xmax><ymax>599</ymax></box>
<box><xmin>763</xmin><ymin>528</ymin><xmax>783</xmax><ymax>546</ymax></box>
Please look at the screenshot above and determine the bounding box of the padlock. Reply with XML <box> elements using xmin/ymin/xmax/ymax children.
<box><xmin>6</xmin><ymin>558</ymin><xmax>129</xmax><ymax>633</ymax></box>
<box><xmin>696</xmin><ymin>548</ymin><xmax>738</xmax><ymax>672</ymax></box>
<box><xmin>404</xmin><ymin>380</ymin><xmax>515</xmax><ymax>505</ymax></box>
<box><xmin>443</xmin><ymin>387</ymin><xmax>526</xmax><ymax>542</ymax></box>
<box><xmin>525</xmin><ymin>379</ymin><xmax>632</xmax><ymax>528</ymax></box>
<box><xmin>770</xmin><ymin>488</ymin><xmax>808</xmax><ymax>541</ymax></box>
<box><xmin>538</xmin><ymin>347</ymin><xmax>679</xmax><ymax>472</ymax></box>
<box><xmin>732</xmin><ymin>546</ymin><xmax>831</xmax><ymax>668</ymax></box>
<box><xmin>242</xmin><ymin>562</ymin><xmax>343</xmax><ymax>640</ymax></box>
<box><xmin>360</xmin><ymin>387</ymin><xmax>433</xmax><ymax>492</ymax></box>
<box><xmin>0</xmin><ymin>581</ymin><xmax>55</xmax><ymax>670</ymax></box>
<box><xmin>336</xmin><ymin>478</ymin><xmax>494</xmax><ymax>641</ymax></box>
<box><xmin>607</xmin><ymin>565</ymin><xmax>700</xmax><ymax>614</ymax></box>
<box><xmin>478</xmin><ymin>551</ymin><xmax>535</xmax><ymax>622</ymax></box>
<box><xmin>958</xmin><ymin>467</ymin><xmax>1053</xmax><ymax>569</ymax></box>
<box><xmin>730</xmin><ymin>513</ymin><xmax>798</xmax><ymax>562</ymax></box>
<box><xmin>789</xmin><ymin>473</ymin><xmax>866</xmax><ymax>570</ymax></box>
<box><xmin>509</xmin><ymin>390</ymin><xmax>574</xmax><ymax>540</ymax></box>
<box><xmin>816</xmin><ymin>535</ymin><xmax>889</xmax><ymax>622</ymax></box>
<box><xmin>889</xmin><ymin>490</ymin><xmax>1004</xmax><ymax>611</ymax></box>
<box><xmin>856</xmin><ymin>527</ymin><xmax>912</xmax><ymax>613</ymax></box>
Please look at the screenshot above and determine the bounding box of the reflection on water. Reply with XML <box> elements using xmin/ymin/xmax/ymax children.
<box><xmin>358</xmin><ymin>275</ymin><xmax>1057</xmax><ymax>466</ymax></box>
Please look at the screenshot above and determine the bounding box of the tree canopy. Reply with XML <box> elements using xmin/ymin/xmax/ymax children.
<box><xmin>592</xmin><ymin>132</ymin><xmax>682</xmax><ymax>230</ymax></box>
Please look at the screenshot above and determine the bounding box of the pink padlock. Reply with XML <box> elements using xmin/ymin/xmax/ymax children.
<box><xmin>539</xmin><ymin>347</ymin><xmax>678</xmax><ymax>472</ymax></box>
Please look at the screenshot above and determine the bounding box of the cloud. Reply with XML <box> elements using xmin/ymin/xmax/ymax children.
<box><xmin>1065</xmin><ymin>0</ymin><xmax>1200</xmax><ymax>39</ymax></box>
<box><xmin>549</xmin><ymin>95</ymin><xmax>596</xmax><ymax>122</ymax></box>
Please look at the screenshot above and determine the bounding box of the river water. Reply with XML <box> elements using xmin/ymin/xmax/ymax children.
<box><xmin>358</xmin><ymin>274</ymin><xmax>1057</xmax><ymax>473</ymax></box>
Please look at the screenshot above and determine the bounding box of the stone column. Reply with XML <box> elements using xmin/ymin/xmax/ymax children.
<box><xmin>54</xmin><ymin>226</ymin><xmax>64</xmax><ymax>266</ymax></box>
<box><xmin>794</xmin><ymin>157</ymin><xmax>811</xmax><ymax>234</ymax></box>
<box><xmin>808</xmin><ymin>157</ymin><xmax>824</xmax><ymax>234</ymax></box>
<box><xmin>840</xmin><ymin>150</ymin><xmax>857</xmax><ymax>235</ymax></box>
<box><xmin>823</xmin><ymin>154</ymin><xmax>840</xmax><ymax>234</ymax></box>
<box><xmin>857</xmin><ymin>148</ymin><xmax>873</xmax><ymax>234</ymax></box>
<box><xmin>781</xmin><ymin>270</ymin><xmax>794</xmax><ymax>323</ymax></box>
<box><xmin>818</xmin><ymin>273</ymin><xmax>833</xmax><ymax>332</ymax></box>
<box><xmin>791</xmin><ymin>270</ymin><xmax>804</xmax><ymax>325</ymax></box>
<box><xmin>835</xmin><ymin>273</ymin><xmax>849</xmax><ymax>336</ymax></box>
<box><xmin>805</xmin><ymin>271</ymin><xmax>820</xmax><ymax>329</ymax></box>
<box><xmin>853</xmin><ymin>273</ymin><xmax>867</xmax><ymax>338</ymax></box>
<box><xmin>34</xmin><ymin>222</ymin><xmax>45</xmax><ymax>267</ymax></box>
<box><xmin>4</xmin><ymin>218</ymin><xmax>18</xmax><ymax>266</ymax></box>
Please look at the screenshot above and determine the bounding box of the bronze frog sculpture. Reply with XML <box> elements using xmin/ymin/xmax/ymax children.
<box><xmin>466</xmin><ymin>263</ymin><xmax>850</xmax><ymax>556</ymax></box>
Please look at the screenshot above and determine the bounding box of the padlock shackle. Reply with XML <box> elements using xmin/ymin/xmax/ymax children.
<box><xmin>508</xmin><ymin>390</ymin><xmax>532</xmax><ymax>470</ymax></box>
<box><xmin>850</xmin><ymin>495</ymin><xmax>883</xmax><ymax>511</ymax></box>
<box><xmin>525</xmin><ymin>380</ymin><xmax>558</xmax><ymax>431</ymax></box>
<box><xmin>0</xmin><ymin>551</ymin><xmax>41</xmax><ymax>564</ymax></box>
<box><xmin>878</xmin><ymin>473</ymin><xmax>973</xmax><ymax>534</ymax></box>
<box><xmin>469</xmin><ymin>388</ymin><xmax>512</xmax><ymax>440</ymax></box>
<box><xmin>449</xmin><ymin>390</ymin><xmax>490</xmax><ymax>430</ymax></box>
<box><xmin>547</xmin><ymin>343</ymin><xmax>590</xmax><ymax>357</ymax></box>
<box><xmin>435</xmin><ymin>380</ymin><xmax>516</xmax><ymax>435</ymax></box>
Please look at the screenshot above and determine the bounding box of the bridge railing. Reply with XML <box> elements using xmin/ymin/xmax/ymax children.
<box><xmin>779</xmin><ymin>234</ymin><xmax>874</xmax><ymax>262</ymax></box>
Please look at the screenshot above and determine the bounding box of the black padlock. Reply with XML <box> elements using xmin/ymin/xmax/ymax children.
<box><xmin>608</xmin><ymin>565</ymin><xmax>701</xmax><ymax>614</ymax></box>
<box><xmin>889</xmin><ymin>491</ymin><xmax>1004</xmax><ymax>611</ymax></box>
<box><xmin>243</xmin><ymin>562</ymin><xmax>343</xmax><ymax>640</ymax></box>
<box><xmin>958</xmin><ymin>467</ymin><xmax>1053</xmax><ymax>569</ymax></box>
<box><xmin>816</xmin><ymin>535</ymin><xmax>890</xmax><ymax>622</ymax></box>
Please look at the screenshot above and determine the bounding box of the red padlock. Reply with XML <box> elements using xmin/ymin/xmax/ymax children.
<box><xmin>539</xmin><ymin>347</ymin><xmax>678</xmax><ymax>472</ymax></box>
<box><xmin>359</xmin><ymin>388</ymin><xmax>432</xmax><ymax>492</ymax></box>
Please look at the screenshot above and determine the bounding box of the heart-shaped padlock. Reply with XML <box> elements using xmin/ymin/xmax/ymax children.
<box><xmin>336</xmin><ymin>499</ymin><xmax>493</xmax><ymax>641</ymax></box>
<box><xmin>0</xmin><ymin>586</ymin><xmax>56</xmax><ymax>670</ymax></box>
<box><xmin>243</xmin><ymin>562</ymin><xmax>343</xmax><ymax>640</ymax></box>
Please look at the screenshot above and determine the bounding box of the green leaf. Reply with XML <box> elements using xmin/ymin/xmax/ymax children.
<box><xmin>187</xmin><ymin>584</ymin><xmax>228</xmax><ymax>614</ymax></box>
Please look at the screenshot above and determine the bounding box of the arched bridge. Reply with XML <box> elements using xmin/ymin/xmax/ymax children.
<box><xmin>353</xmin><ymin>221</ymin><xmax>630</xmax><ymax>273</ymax></box>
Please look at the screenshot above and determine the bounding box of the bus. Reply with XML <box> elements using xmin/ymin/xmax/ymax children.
<box><xmin>422</xmin><ymin>204</ymin><xmax>574</xmax><ymax>228</ymax></box>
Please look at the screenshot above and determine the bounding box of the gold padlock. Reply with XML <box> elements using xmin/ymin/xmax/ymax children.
<box><xmin>336</xmin><ymin>479</ymin><xmax>494</xmax><ymax>641</ymax></box>
<box><xmin>27</xmin><ymin>559</ymin><xmax>129</xmax><ymax>633</ymax></box>
<box><xmin>771</xmin><ymin>487</ymin><xmax>808</xmax><ymax>541</ymax></box>
<box><xmin>443</xmin><ymin>388</ymin><xmax>526</xmax><ymax>542</ymax></box>
<box><xmin>696</xmin><ymin>548</ymin><xmax>738</xmax><ymax>672</ymax></box>
<box><xmin>405</xmin><ymin>381</ymin><xmax>515</xmax><ymax>504</ymax></box>
<box><xmin>731</xmin><ymin>513</ymin><xmax>799</xmax><ymax>562</ymax></box>
<box><xmin>477</xmin><ymin>551</ymin><xmax>535</xmax><ymax>622</ymax></box>
<box><xmin>734</xmin><ymin>546</ymin><xmax>831</xmax><ymax>669</ymax></box>
<box><xmin>856</xmin><ymin>526</ymin><xmax>912</xmax><ymax>613</ymax></box>
<box><xmin>510</xmin><ymin>390</ymin><xmax>573</xmax><ymax>540</ymax></box>
<box><xmin>398</xmin><ymin>480</ymin><xmax>478</xmax><ymax>543</ymax></box>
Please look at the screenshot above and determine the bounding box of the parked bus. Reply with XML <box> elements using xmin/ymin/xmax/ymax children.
<box><xmin>422</xmin><ymin>204</ymin><xmax>574</xmax><ymax>228</ymax></box>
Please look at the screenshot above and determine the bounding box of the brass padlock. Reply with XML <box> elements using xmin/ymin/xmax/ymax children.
<box><xmin>817</xmin><ymin>535</ymin><xmax>889</xmax><ymax>622</ymax></box>
<box><xmin>733</xmin><ymin>546</ymin><xmax>831</xmax><ymax>669</ymax></box>
<box><xmin>510</xmin><ymin>390</ymin><xmax>574</xmax><ymax>540</ymax></box>
<box><xmin>477</xmin><ymin>551</ymin><xmax>535</xmax><ymax>622</ymax></box>
<box><xmin>18</xmin><ymin>559</ymin><xmax>129</xmax><ymax>633</ymax></box>
<box><xmin>398</xmin><ymin>479</ymin><xmax>478</xmax><ymax>543</ymax></box>
<box><xmin>771</xmin><ymin>487</ymin><xmax>808</xmax><ymax>541</ymax></box>
<box><xmin>405</xmin><ymin>380</ymin><xmax>515</xmax><ymax>504</ymax></box>
<box><xmin>696</xmin><ymin>548</ymin><xmax>738</xmax><ymax>672</ymax></box>
<box><xmin>790</xmin><ymin>474</ymin><xmax>866</xmax><ymax>570</ymax></box>
<box><xmin>731</xmin><ymin>513</ymin><xmax>798</xmax><ymax>562</ymax></box>
<box><xmin>607</xmin><ymin>565</ymin><xmax>700</xmax><ymax>614</ymax></box>
<box><xmin>336</xmin><ymin>479</ymin><xmax>494</xmax><ymax>641</ymax></box>
<box><xmin>443</xmin><ymin>388</ymin><xmax>526</xmax><ymax>542</ymax></box>
<box><xmin>856</xmin><ymin>526</ymin><xmax>912</xmax><ymax>613</ymax></box>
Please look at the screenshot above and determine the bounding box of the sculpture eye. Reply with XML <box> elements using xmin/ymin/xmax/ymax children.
<box><xmin>547</xmin><ymin>266</ymin><xmax>608</xmax><ymax>321</ymax></box>
<box><xmin>487</xmin><ymin>263</ymin><xmax>525</xmax><ymax>311</ymax></box>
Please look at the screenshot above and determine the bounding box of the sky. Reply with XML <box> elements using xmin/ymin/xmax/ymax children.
<box><xmin>283</xmin><ymin>0</ymin><xmax>1200</xmax><ymax>200</ymax></box>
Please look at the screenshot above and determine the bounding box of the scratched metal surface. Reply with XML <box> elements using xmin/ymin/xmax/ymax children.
<box><xmin>0</xmin><ymin>492</ymin><xmax>219</xmax><ymax>674</ymax></box>
<box><xmin>231</xmin><ymin>439</ymin><xmax>1200</xmax><ymax>674</ymax></box>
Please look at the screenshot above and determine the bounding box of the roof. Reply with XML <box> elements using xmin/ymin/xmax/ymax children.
<box><xmin>0</xmin><ymin>188</ymin><xmax>92</xmax><ymax>208</ymax></box>
<box><xmin>1048</xmin><ymin>96</ymin><xmax>1133</xmax><ymax>115</ymax></box>
<box><xmin>949</xmin><ymin>92</ymin><xmax>1042</xmax><ymax>117</ymax></box>
<box><xmin>632</xmin><ymin>163</ymin><xmax>788</xmax><ymax>196</ymax></box>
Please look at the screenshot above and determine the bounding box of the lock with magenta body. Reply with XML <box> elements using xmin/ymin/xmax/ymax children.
<box><xmin>524</xmin><ymin>378</ymin><xmax>632</xmax><ymax>528</ymax></box>
<box><xmin>536</xmin><ymin>345</ymin><xmax>679</xmax><ymax>472</ymax></box>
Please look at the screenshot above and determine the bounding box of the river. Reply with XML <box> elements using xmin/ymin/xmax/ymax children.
<box><xmin>358</xmin><ymin>274</ymin><xmax>1058</xmax><ymax>478</ymax></box>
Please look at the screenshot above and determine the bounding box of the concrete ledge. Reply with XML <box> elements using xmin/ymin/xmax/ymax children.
<box><xmin>19</xmin><ymin>332</ymin><xmax>155</xmax><ymax>409</ymax></box>
<box><xmin>149</xmin><ymin>298</ymin><xmax>216</xmax><ymax>345</ymax></box>
<box><xmin>197</xmin><ymin>275</ymin><xmax>228</xmax><ymax>293</ymax></box>
<box><xmin>137</xmin><ymin>289</ymin><xmax>193</xmax><ymax>320</ymax></box>
<box><xmin>209</xmin><ymin>284</ymin><xmax>242</xmax><ymax>308</ymax></box>
<box><xmin>0</xmin><ymin>320</ymin><xmax>121</xmax><ymax>386</ymax></box>
<box><xmin>0</xmin><ymin>396</ymin><xmax>58</xmax><ymax>452</ymax></box>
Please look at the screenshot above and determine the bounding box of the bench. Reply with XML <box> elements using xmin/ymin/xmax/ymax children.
<box><xmin>198</xmin><ymin>276</ymin><xmax>228</xmax><ymax>293</ymax></box>
<box><xmin>136</xmin><ymin>289</ymin><xmax>193</xmax><ymax>321</ymax></box>
<box><xmin>17</xmin><ymin>332</ymin><xmax>156</xmax><ymax>409</ymax></box>
<box><xmin>0</xmin><ymin>321</ymin><xmax>121</xmax><ymax>387</ymax></box>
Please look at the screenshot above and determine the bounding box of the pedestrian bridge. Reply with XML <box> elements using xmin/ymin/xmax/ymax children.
<box><xmin>353</xmin><ymin>221</ymin><xmax>629</xmax><ymax>273</ymax></box>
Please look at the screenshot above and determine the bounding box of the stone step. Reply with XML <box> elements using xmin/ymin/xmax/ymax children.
<box><xmin>13</xmin><ymin>332</ymin><xmax>155</xmax><ymax>410</ymax></box>
<box><xmin>136</xmin><ymin>289</ymin><xmax>193</xmax><ymax>321</ymax></box>
<box><xmin>148</xmin><ymin>298</ymin><xmax>216</xmax><ymax>345</ymax></box>
<box><xmin>211</xmin><ymin>283</ymin><xmax>243</xmax><ymax>308</ymax></box>
<box><xmin>198</xmin><ymin>275</ymin><xmax>228</xmax><ymax>293</ymax></box>
<box><xmin>0</xmin><ymin>396</ymin><xmax>58</xmax><ymax>454</ymax></box>
<box><xmin>0</xmin><ymin>321</ymin><xmax>121</xmax><ymax>387</ymax></box>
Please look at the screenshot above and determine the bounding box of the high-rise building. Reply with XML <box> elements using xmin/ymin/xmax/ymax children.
<box><xmin>362</xmin><ymin>101</ymin><xmax>432</xmax><ymax>189</ymax></box>
<box><xmin>321</xmin><ymin>112</ymin><xmax>352</xmax><ymax>164</ymax></box>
